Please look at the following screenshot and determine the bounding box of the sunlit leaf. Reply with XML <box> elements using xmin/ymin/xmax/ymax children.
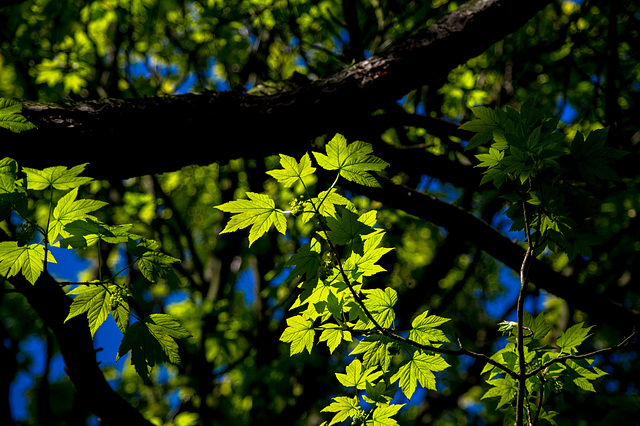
<box><xmin>216</xmin><ymin>192</ymin><xmax>287</xmax><ymax>246</ymax></box>
<box><xmin>313</xmin><ymin>133</ymin><xmax>389</xmax><ymax>187</ymax></box>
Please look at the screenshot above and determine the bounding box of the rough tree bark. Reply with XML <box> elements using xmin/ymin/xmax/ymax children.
<box><xmin>5</xmin><ymin>0</ymin><xmax>550</xmax><ymax>180</ymax></box>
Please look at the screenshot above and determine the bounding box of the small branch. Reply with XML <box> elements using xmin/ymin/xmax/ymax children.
<box><xmin>525</xmin><ymin>329</ymin><xmax>637</xmax><ymax>379</ymax></box>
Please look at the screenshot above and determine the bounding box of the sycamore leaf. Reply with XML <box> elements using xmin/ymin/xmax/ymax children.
<box><xmin>460</xmin><ymin>106</ymin><xmax>505</xmax><ymax>150</ymax></box>
<box><xmin>286</xmin><ymin>242</ymin><xmax>321</xmax><ymax>281</ymax></box>
<box><xmin>0</xmin><ymin>98</ymin><xmax>37</xmax><ymax>133</ymax></box>
<box><xmin>557</xmin><ymin>322</ymin><xmax>593</xmax><ymax>354</ymax></box>
<box><xmin>321</xmin><ymin>396</ymin><xmax>362</xmax><ymax>426</ymax></box>
<box><xmin>335</xmin><ymin>358</ymin><xmax>383</xmax><ymax>390</ymax></box>
<box><xmin>65</xmin><ymin>284</ymin><xmax>112</xmax><ymax>337</ymax></box>
<box><xmin>409</xmin><ymin>310</ymin><xmax>450</xmax><ymax>346</ymax></box>
<box><xmin>117</xmin><ymin>314</ymin><xmax>191</xmax><ymax>381</ymax></box>
<box><xmin>343</xmin><ymin>231</ymin><xmax>393</xmax><ymax>281</ymax></box>
<box><xmin>48</xmin><ymin>188</ymin><xmax>108</xmax><ymax>243</ymax></box>
<box><xmin>313</xmin><ymin>134</ymin><xmax>389</xmax><ymax>187</ymax></box>
<box><xmin>362</xmin><ymin>287</ymin><xmax>397</xmax><ymax>329</ymax></box>
<box><xmin>23</xmin><ymin>163</ymin><xmax>92</xmax><ymax>191</ymax></box>
<box><xmin>280</xmin><ymin>315</ymin><xmax>315</xmax><ymax>355</ymax></box>
<box><xmin>366</xmin><ymin>404</ymin><xmax>405</xmax><ymax>426</ymax></box>
<box><xmin>571</xmin><ymin>128</ymin><xmax>625</xmax><ymax>183</ymax></box>
<box><xmin>60</xmin><ymin>218</ymin><xmax>134</xmax><ymax>248</ymax></box>
<box><xmin>138</xmin><ymin>250</ymin><xmax>180</xmax><ymax>284</ymax></box>
<box><xmin>0</xmin><ymin>242</ymin><xmax>55</xmax><ymax>284</ymax></box>
<box><xmin>325</xmin><ymin>207</ymin><xmax>374</xmax><ymax>251</ymax></box>
<box><xmin>350</xmin><ymin>334</ymin><xmax>394</xmax><ymax>371</ymax></box>
<box><xmin>390</xmin><ymin>351</ymin><xmax>450</xmax><ymax>399</ymax></box>
<box><xmin>301</xmin><ymin>188</ymin><xmax>352</xmax><ymax>223</ymax></box>
<box><xmin>215</xmin><ymin>192</ymin><xmax>287</xmax><ymax>246</ymax></box>
<box><xmin>319</xmin><ymin>324</ymin><xmax>352</xmax><ymax>354</ymax></box>
<box><xmin>565</xmin><ymin>358</ymin><xmax>607</xmax><ymax>392</ymax></box>
<box><xmin>266</xmin><ymin>153</ymin><xmax>316</xmax><ymax>187</ymax></box>
<box><xmin>482</xmin><ymin>375</ymin><xmax>517</xmax><ymax>409</ymax></box>
<box><xmin>363</xmin><ymin>380</ymin><xmax>395</xmax><ymax>405</ymax></box>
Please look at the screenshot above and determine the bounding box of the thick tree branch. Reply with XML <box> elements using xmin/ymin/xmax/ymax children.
<box><xmin>12</xmin><ymin>274</ymin><xmax>153</xmax><ymax>426</ymax></box>
<box><xmin>4</xmin><ymin>0</ymin><xmax>550</xmax><ymax>180</ymax></box>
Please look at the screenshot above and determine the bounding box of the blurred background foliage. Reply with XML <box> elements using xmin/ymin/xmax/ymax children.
<box><xmin>1</xmin><ymin>0</ymin><xmax>639</xmax><ymax>425</ymax></box>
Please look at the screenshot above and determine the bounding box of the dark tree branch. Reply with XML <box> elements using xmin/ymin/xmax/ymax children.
<box><xmin>4</xmin><ymin>0</ymin><xmax>550</xmax><ymax>180</ymax></box>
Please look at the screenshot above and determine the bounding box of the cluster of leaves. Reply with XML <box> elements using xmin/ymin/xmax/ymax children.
<box><xmin>461</xmin><ymin>103</ymin><xmax>629</xmax><ymax>423</ymax></box>
<box><xmin>486</xmin><ymin>314</ymin><xmax>606</xmax><ymax>424</ymax></box>
<box><xmin>461</xmin><ymin>102</ymin><xmax>626</xmax><ymax>260</ymax></box>
<box><xmin>215</xmin><ymin>124</ymin><xmax>629</xmax><ymax>425</ymax></box>
<box><xmin>216</xmin><ymin>134</ymin><xmax>452</xmax><ymax>425</ymax></box>
<box><xmin>0</xmin><ymin>100</ymin><xmax>190</xmax><ymax>382</ymax></box>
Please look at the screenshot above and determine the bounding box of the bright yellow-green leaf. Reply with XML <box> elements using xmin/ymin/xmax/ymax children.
<box><xmin>48</xmin><ymin>188</ymin><xmax>108</xmax><ymax>243</ymax></box>
<box><xmin>0</xmin><ymin>242</ymin><xmax>55</xmax><ymax>285</ymax></box>
<box><xmin>280</xmin><ymin>315</ymin><xmax>315</xmax><ymax>355</ymax></box>
<box><xmin>266</xmin><ymin>152</ymin><xmax>316</xmax><ymax>187</ymax></box>
<box><xmin>23</xmin><ymin>163</ymin><xmax>92</xmax><ymax>191</ymax></box>
<box><xmin>215</xmin><ymin>192</ymin><xmax>287</xmax><ymax>246</ymax></box>
<box><xmin>321</xmin><ymin>395</ymin><xmax>362</xmax><ymax>426</ymax></box>
<box><xmin>313</xmin><ymin>133</ymin><xmax>389</xmax><ymax>187</ymax></box>
<box><xmin>65</xmin><ymin>283</ymin><xmax>112</xmax><ymax>337</ymax></box>
<box><xmin>319</xmin><ymin>324</ymin><xmax>352</xmax><ymax>354</ymax></box>
<box><xmin>366</xmin><ymin>404</ymin><xmax>405</xmax><ymax>426</ymax></box>
<box><xmin>390</xmin><ymin>351</ymin><xmax>449</xmax><ymax>399</ymax></box>
<box><xmin>335</xmin><ymin>358</ymin><xmax>382</xmax><ymax>390</ymax></box>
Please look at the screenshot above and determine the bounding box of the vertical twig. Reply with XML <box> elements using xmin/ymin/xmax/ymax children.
<box><xmin>516</xmin><ymin>198</ymin><xmax>534</xmax><ymax>426</ymax></box>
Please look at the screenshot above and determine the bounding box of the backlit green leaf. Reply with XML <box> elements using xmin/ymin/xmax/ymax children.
<box><xmin>0</xmin><ymin>98</ymin><xmax>37</xmax><ymax>133</ymax></box>
<box><xmin>65</xmin><ymin>284</ymin><xmax>112</xmax><ymax>337</ymax></box>
<box><xmin>335</xmin><ymin>358</ymin><xmax>383</xmax><ymax>390</ymax></box>
<box><xmin>280</xmin><ymin>315</ymin><xmax>315</xmax><ymax>355</ymax></box>
<box><xmin>266</xmin><ymin>152</ymin><xmax>316</xmax><ymax>187</ymax></box>
<box><xmin>0</xmin><ymin>242</ymin><xmax>55</xmax><ymax>284</ymax></box>
<box><xmin>216</xmin><ymin>192</ymin><xmax>287</xmax><ymax>246</ymax></box>
<box><xmin>23</xmin><ymin>163</ymin><xmax>92</xmax><ymax>191</ymax></box>
<box><xmin>313</xmin><ymin>133</ymin><xmax>389</xmax><ymax>187</ymax></box>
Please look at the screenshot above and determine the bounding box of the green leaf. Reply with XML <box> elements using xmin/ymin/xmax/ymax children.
<box><xmin>460</xmin><ymin>106</ymin><xmax>505</xmax><ymax>150</ymax></box>
<box><xmin>319</xmin><ymin>324</ymin><xmax>352</xmax><ymax>354</ymax></box>
<box><xmin>482</xmin><ymin>375</ymin><xmax>517</xmax><ymax>409</ymax></box>
<box><xmin>570</xmin><ymin>128</ymin><xmax>625</xmax><ymax>183</ymax></box>
<box><xmin>409</xmin><ymin>310</ymin><xmax>450</xmax><ymax>346</ymax></box>
<box><xmin>48</xmin><ymin>188</ymin><xmax>108</xmax><ymax>243</ymax></box>
<box><xmin>23</xmin><ymin>163</ymin><xmax>92</xmax><ymax>191</ymax></box>
<box><xmin>215</xmin><ymin>192</ymin><xmax>287</xmax><ymax>246</ymax></box>
<box><xmin>0</xmin><ymin>242</ymin><xmax>55</xmax><ymax>284</ymax></box>
<box><xmin>335</xmin><ymin>358</ymin><xmax>383</xmax><ymax>390</ymax></box>
<box><xmin>362</xmin><ymin>287</ymin><xmax>397</xmax><ymax>328</ymax></box>
<box><xmin>313</xmin><ymin>133</ymin><xmax>389</xmax><ymax>187</ymax></box>
<box><xmin>280</xmin><ymin>315</ymin><xmax>315</xmax><ymax>355</ymax></box>
<box><xmin>138</xmin><ymin>250</ymin><xmax>180</xmax><ymax>284</ymax></box>
<box><xmin>301</xmin><ymin>188</ymin><xmax>352</xmax><ymax>223</ymax></box>
<box><xmin>266</xmin><ymin>152</ymin><xmax>316</xmax><ymax>187</ymax></box>
<box><xmin>363</xmin><ymin>380</ymin><xmax>394</xmax><ymax>405</ymax></box>
<box><xmin>65</xmin><ymin>284</ymin><xmax>112</xmax><ymax>337</ymax></box>
<box><xmin>60</xmin><ymin>218</ymin><xmax>134</xmax><ymax>248</ymax></box>
<box><xmin>0</xmin><ymin>98</ymin><xmax>37</xmax><ymax>133</ymax></box>
<box><xmin>286</xmin><ymin>241</ymin><xmax>321</xmax><ymax>281</ymax></box>
<box><xmin>321</xmin><ymin>395</ymin><xmax>362</xmax><ymax>426</ymax></box>
<box><xmin>117</xmin><ymin>314</ymin><xmax>191</xmax><ymax>381</ymax></box>
<box><xmin>350</xmin><ymin>334</ymin><xmax>394</xmax><ymax>371</ymax></box>
<box><xmin>557</xmin><ymin>322</ymin><xmax>593</xmax><ymax>354</ymax></box>
<box><xmin>366</xmin><ymin>404</ymin><xmax>405</xmax><ymax>426</ymax></box>
<box><xmin>343</xmin><ymin>230</ymin><xmax>393</xmax><ymax>281</ymax></box>
<box><xmin>325</xmin><ymin>206</ymin><xmax>374</xmax><ymax>250</ymax></box>
<box><xmin>390</xmin><ymin>351</ymin><xmax>450</xmax><ymax>399</ymax></box>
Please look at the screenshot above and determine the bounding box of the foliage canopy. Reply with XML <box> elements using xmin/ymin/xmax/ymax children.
<box><xmin>0</xmin><ymin>0</ymin><xmax>639</xmax><ymax>425</ymax></box>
